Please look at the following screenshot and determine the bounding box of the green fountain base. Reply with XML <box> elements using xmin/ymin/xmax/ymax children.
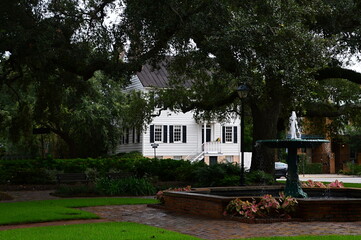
<box><xmin>257</xmin><ymin>138</ymin><xmax>329</xmax><ymax>198</ymax></box>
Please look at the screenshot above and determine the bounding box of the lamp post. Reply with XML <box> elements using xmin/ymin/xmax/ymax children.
<box><xmin>151</xmin><ymin>143</ymin><xmax>159</xmax><ymax>159</ymax></box>
<box><xmin>237</xmin><ymin>84</ymin><xmax>249</xmax><ymax>186</ymax></box>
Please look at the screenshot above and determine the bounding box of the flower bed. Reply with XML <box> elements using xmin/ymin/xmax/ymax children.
<box><xmin>224</xmin><ymin>192</ymin><xmax>298</xmax><ymax>219</ymax></box>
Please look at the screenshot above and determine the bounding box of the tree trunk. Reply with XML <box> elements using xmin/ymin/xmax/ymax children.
<box><xmin>49</xmin><ymin>128</ymin><xmax>77</xmax><ymax>158</ymax></box>
<box><xmin>250</xmin><ymin>100</ymin><xmax>282</xmax><ymax>174</ymax></box>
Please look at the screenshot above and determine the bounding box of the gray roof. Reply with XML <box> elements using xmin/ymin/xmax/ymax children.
<box><xmin>136</xmin><ymin>62</ymin><xmax>170</xmax><ymax>88</ymax></box>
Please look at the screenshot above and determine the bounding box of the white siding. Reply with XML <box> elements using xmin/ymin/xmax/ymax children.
<box><xmin>115</xmin><ymin>73</ymin><xmax>244</xmax><ymax>161</ymax></box>
<box><xmin>142</xmin><ymin>110</ymin><xmax>201</xmax><ymax>158</ymax></box>
<box><xmin>113</xmin><ymin>128</ymin><xmax>143</xmax><ymax>154</ymax></box>
<box><xmin>125</xmin><ymin>75</ymin><xmax>145</xmax><ymax>91</ymax></box>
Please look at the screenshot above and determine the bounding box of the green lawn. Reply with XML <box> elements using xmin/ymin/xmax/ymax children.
<box><xmin>342</xmin><ymin>182</ymin><xmax>361</xmax><ymax>188</ymax></box>
<box><xmin>0</xmin><ymin>198</ymin><xmax>158</xmax><ymax>225</ymax></box>
<box><xmin>0</xmin><ymin>222</ymin><xmax>359</xmax><ymax>240</ymax></box>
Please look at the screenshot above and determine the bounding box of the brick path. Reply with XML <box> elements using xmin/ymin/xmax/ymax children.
<box><xmin>2</xmin><ymin>190</ymin><xmax>361</xmax><ymax>239</ymax></box>
<box><xmin>83</xmin><ymin>205</ymin><xmax>361</xmax><ymax>239</ymax></box>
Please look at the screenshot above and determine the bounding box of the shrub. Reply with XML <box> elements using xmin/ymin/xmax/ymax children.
<box><xmin>245</xmin><ymin>170</ymin><xmax>275</xmax><ymax>185</ymax></box>
<box><xmin>343</xmin><ymin>162</ymin><xmax>361</xmax><ymax>175</ymax></box>
<box><xmin>192</xmin><ymin>164</ymin><xmax>226</xmax><ymax>187</ymax></box>
<box><xmin>95</xmin><ymin>177</ymin><xmax>156</xmax><ymax>196</ymax></box>
<box><xmin>298</xmin><ymin>159</ymin><xmax>322</xmax><ymax>174</ymax></box>
<box><xmin>54</xmin><ymin>185</ymin><xmax>98</xmax><ymax>197</ymax></box>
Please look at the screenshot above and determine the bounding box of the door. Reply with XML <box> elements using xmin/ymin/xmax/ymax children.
<box><xmin>202</xmin><ymin>126</ymin><xmax>211</xmax><ymax>143</ymax></box>
<box><xmin>209</xmin><ymin>156</ymin><xmax>218</xmax><ymax>165</ymax></box>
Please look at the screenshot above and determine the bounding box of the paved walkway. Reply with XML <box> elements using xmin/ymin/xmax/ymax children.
<box><xmin>1</xmin><ymin>190</ymin><xmax>361</xmax><ymax>239</ymax></box>
<box><xmin>298</xmin><ymin>174</ymin><xmax>361</xmax><ymax>184</ymax></box>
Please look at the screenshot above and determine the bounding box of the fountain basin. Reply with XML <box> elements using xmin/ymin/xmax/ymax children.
<box><xmin>256</xmin><ymin>139</ymin><xmax>330</xmax><ymax>148</ymax></box>
<box><xmin>162</xmin><ymin>186</ymin><xmax>361</xmax><ymax>222</ymax></box>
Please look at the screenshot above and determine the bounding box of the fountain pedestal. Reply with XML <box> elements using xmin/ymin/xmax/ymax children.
<box><xmin>285</xmin><ymin>147</ymin><xmax>307</xmax><ymax>198</ymax></box>
<box><xmin>256</xmin><ymin>139</ymin><xmax>329</xmax><ymax>198</ymax></box>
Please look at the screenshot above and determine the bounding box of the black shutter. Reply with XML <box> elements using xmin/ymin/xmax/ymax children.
<box><xmin>233</xmin><ymin>126</ymin><xmax>238</xmax><ymax>143</ymax></box>
<box><xmin>132</xmin><ymin>127</ymin><xmax>135</xmax><ymax>143</ymax></box>
<box><xmin>182</xmin><ymin>126</ymin><xmax>187</xmax><ymax>143</ymax></box>
<box><xmin>126</xmin><ymin>128</ymin><xmax>129</xmax><ymax>144</ymax></box>
<box><xmin>137</xmin><ymin>129</ymin><xmax>141</xmax><ymax>143</ymax></box>
<box><xmin>163</xmin><ymin>125</ymin><xmax>168</xmax><ymax>143</ymax></box>
<box><xmin>150</xmin><ymin>125</ymin><xmax>154</xmax><ymax>143</ymax></box>
<box><xmin>222</xmin><ymin>126</ymin><xmax>225</xmax><ymax>143</ymax></box>
<box><xmin>169</xmin><ymin>125</ymin><xmax>174</xmax><ymax>143</ymax></box>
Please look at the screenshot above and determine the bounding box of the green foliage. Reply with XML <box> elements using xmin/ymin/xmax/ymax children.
<box><xmin>192</xmin><ymin>163</ymin><xmax>241</xmax><ymax>187</ymax></box>
<box><xmin>95</xmin><ymin>177</ymin><xmax>156</xmax><ymax>196</ymax></box>
<box><xmin>54</xmin><ymin>185</ymin><xmax>98</xmax><ymax>197</ymax></box>
<box><xmin>245</xmin><ymin>171</ymin><xmax>275</xmax><ymax>186</ymax></box>
<box><xmin>343</xmin><ymin>162</ymin><xmax>361</xmax><ymax>176</ymax></box>
<box><xmin>298</xmin><ymin>160</ymin><xmax>323</xmax><ymax>174</ymax></box>
<box><xmin>0</xmin><ymin>156</ymin><xmax>275</xmax><ymax>187</ymax></box>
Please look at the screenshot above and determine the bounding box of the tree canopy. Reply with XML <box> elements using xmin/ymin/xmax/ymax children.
<box><xmin>0</xmin><ymin>0</ymin><xmax>152</xmax><ymax>157</ymax></box>
<box><xmin>2</xmin><ymin>0</ymin><xmax>361</xmax><ymax>168</ymax></box>
<box><xmin>121</xmin><ymin>0</ymin><xmax>361</xmax><ymax>172</ymax></box>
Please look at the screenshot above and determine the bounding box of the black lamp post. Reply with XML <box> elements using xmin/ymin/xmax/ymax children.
<box><xmin>237</xmin><ymin>84</ymin><xmax>249</xmax><ymax>186</ymax></box>
<box><xmin>151</xmin><ymin>143</ymin><xmax>159</xmax><ymax>159</ymax></box>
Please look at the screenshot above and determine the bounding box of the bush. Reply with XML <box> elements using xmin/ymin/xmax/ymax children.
<box><xmin>343</xmin><ymin>162</ymin><xmax>361</xmax><ymax>175</ymax></box>
<box><xmin>54</xmin><ymin>184</ymin><xmax>98</xmax><ymax>197</ymax></box>
<box><xmin>298</xmin><ymin>160</ymin><xmax>322</xmax><ymax>174</ymax></box>
<box><xmin>245</xmin><ymin>170</ymin><xmax>275</xmax><ymax>185</ymax></box>
<box><xmin>95</xmin><ymin>177</ymin><xmax>156</xmax><ymax>196</ymax></box>
<box><xmin>192</xmin><ymin>163</ymin><xmax>241</xmax><ymax>187</ymax></box>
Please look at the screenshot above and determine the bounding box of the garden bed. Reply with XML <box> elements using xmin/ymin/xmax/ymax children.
<box><xmin>162</xmin><ymin>186</ymin><xmax>361</xmax><ymax>222</ymax></box>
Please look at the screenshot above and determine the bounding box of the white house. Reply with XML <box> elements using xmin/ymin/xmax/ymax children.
<box><xmin>114</xmin><ymin>61</ymin><xmax>251</xmax><ymax>166</ymax></box>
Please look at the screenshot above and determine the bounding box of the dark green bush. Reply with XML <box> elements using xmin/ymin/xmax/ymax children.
<box><xmin>54</xmin><ymin>185</ymin><xmax>98</xmax><ymax>197</ymax></box>
<box><xmin>192</xmin><ymin>163</ymin><xmax>241</xmax><ymax>187</ymax></box>
<box><xmin>298</xmin><ymin>160</ymin><xmax>322</xmax><ymax>174</ymax></box>
<box><xmin>95</xmin><ymin>177</ymin><xmax>156</xmax><ymax>196</ymax></box>
<box><xmin>343</xmin><ymin>162</ymin><xmax>361</xmax><ymax>175</ymax></box>
<box><xmin>245</xmin><ymin>170</ymin><xmax>275</xmax><ymax>185</ymax></box>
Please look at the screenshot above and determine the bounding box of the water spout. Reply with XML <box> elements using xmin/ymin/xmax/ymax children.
<box><xmin>289</xmin><ymin>111</ymin><xmax>301</xmax><ymax>139</ymax></box>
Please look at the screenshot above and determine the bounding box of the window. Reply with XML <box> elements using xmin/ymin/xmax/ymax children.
<box><xmin>225</xmin><ymin>127</ymin><xmax>233</xmax><ymax>143</ymax></box>
<box><xmin>222</xmin><ymin>126</ymin><xmax>237</xmax><ymax>143</ymax></box>
<box><xmin>120</xmin><ymin>128</ymin><xmax>129</xmax><ymax>145</ymax></box>
<box><xmin>154</xmin><ymin>125</ymin><xmax>162</xmax><ymax>142</ymax></box>
<box><xmin>150</xmin><ymin>125</ymin><xmax>167</xmax><ymax>143</ymax></box>
<box><xmin>174</xmin><ymin>125</ymin><xmax>182</xmax><ymax>142</ymax></box>
<box><xmin>169</xmin><ymin>125</ymin><xmax>187</xmax><ymax>143</ymax></box>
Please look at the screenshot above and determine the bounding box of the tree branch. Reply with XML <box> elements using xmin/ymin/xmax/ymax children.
<box><xmin>315</xmin><ymin>67</ymin><xmax>361</xmax><ymax>84</ymax></box>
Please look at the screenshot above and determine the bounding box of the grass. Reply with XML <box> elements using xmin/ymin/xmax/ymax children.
<box><xmin>342</xmin><ymin>183</ymin><xmax>361</xmax><ymax>188</ymax></box>
<box><xmin>0</xmin><ymin>222</ymin><xmax>200</xmax><ymax>240</ymax></box>
<box><xmin>0</xmin><ymin>222</ymin><xmax>359</xmax><ymax>240</ymax></box>
<box><xmin>0</xmin><ymin>198</ymin><xmax>158</xmax><ymax>225</ymax></box>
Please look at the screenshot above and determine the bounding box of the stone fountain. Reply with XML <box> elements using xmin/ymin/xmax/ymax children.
<box><xmin>257</xmin><ymin>111</ymin><xmax>329</xmax><ymax>198</ymax></box>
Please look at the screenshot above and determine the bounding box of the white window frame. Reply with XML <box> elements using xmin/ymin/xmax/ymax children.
<box><xmin>154</xmin><ymin>125</ymin><xmax>163</xmax><ymax>142</ymax></box>
<box><xmin>225</xmin><ymin>126</ymin><xmax>233</xmax><ymax>143</ymax></box>
<box><xmin>173</xmin><ymin>125</ymin><xmax>182</xmax><ymax>143</ymax></box>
